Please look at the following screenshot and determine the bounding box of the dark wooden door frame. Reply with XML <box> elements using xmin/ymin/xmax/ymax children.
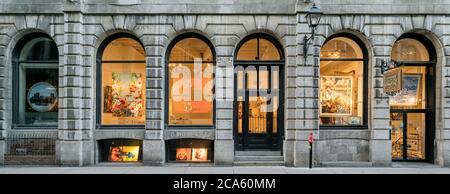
<box><xmin>233</xmin><ymin>64</ymin><xmax>284</xmax><ymax>151</ymax></box>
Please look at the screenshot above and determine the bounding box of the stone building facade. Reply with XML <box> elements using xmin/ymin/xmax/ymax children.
<box><xmin>0</xmin><ymin>0</ymin><xmax>450</xmax><ymax>167</ymax></box>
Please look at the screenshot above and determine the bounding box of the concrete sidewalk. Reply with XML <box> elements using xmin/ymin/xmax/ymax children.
<box><xmin>1</xmin><ymin>163</ymin><xmax>450</xmax><ymax>174</ymax></box>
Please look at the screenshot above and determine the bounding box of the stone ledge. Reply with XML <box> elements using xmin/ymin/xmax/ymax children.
<box><xmin>94</xmin><ymin>129</ymin><xmax>145</xmax><ymax>140</ymax></box>
<box><xmin>318</xmin><ymin>161</ymin><xmax>372</xmax><ymax>167</ymax></box>
<box><xmin>164</xmin><ymin>129</ymin><xmax>215</xmax><ymax>140</ymax></box>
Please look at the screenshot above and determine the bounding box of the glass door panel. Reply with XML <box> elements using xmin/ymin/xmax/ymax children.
<box><xmin>248</xmin><ymin>96</ymin><xmax>268</xmax><ymax>134</ymax></box>
<box><xmin>391</xmin><ymin>113</ymin><xmax>404</xmax><ymax>160</ymax></box>
<box><xmin>406</xmin><ymin>113</ymin><xmax>426</xmax><ymax>160</ymax></box>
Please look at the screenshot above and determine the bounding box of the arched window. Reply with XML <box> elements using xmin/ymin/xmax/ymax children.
<box><xmin>97</xmin><ymin>34</ymin><xmax>146</xmax><ymax>126</ymax></box>
<box><xmin>319</xmin><ymin>34</ymin><xmax>368</xmax><ymax>127</ymax></box>
<box><xmin>13</xmin><ymin>33</ymin><xmax>59</xmax><ymax>127</ymax></box>
<box><xmin>236</xmin><ymin>37</ymin><xmax>281</xmax><ymax>60</ymax></box>
<box><xmin>389</xmin><ymin>34</ymin><xmax>436</xmax><ymax>161</ymax></box>
<box><xmin>166</xmin><ymin>33</ymin><xmax>215</xmax><ymax>126</ymax></box>
<box><xmin>391</xmin><ymin>38</ymin><xmax>430</xmax><ymax>62</ymax></box>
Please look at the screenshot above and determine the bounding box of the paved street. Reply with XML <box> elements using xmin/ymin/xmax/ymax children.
<box><xmin>1</xmin><ymin>163</ymin><xmax>450</xmax><ymax>174</ymax></box>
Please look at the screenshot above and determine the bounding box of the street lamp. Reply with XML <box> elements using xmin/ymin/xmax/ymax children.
<box><xmin>303</xmin><ymin>3</ymin><xmax>323</xmax><ymax>63</ymax></box>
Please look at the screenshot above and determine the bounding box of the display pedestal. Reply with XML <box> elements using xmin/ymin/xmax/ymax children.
<box><xmin>56</xmin><ymin>140</ymin><xmax>93</xmax><ymax>166</ymax></box>
<box><xmin>214</xmin><ymin>139</ymin><xmax>234</xmax><ymax>166</ymax></box>
<box><xmin>143</xmin><ymin>139</ymin><xmax>165</xmax><ymax>165</ymax></box>
<box><xmin>370</xmin><ymin>139</ymin><xmax>392</xmax><ymax>167</ymax></box>
<box><xmin>294</xmin><ymin>140</ymin><xmax>310</xmax><ymax>167</ymax></box>
<box><xmin>436</xmin><ymin>139</ymin><xmax>450</xmax><ymax>167</ymax></box>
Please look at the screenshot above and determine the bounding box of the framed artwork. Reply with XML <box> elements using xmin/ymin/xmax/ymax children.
<box><xmin>27</xmin><ymin>82</ymin><xmax>58</xmax><ymax>112</ymax></box>
<box><xmin>104</xmin><ymin>72</ymin><xmax>144</xmax><ymax>117</ymax></box>
<box><xmin>348</xmin><ymin>117</ymin><xmax>362</xmax><ymax>125</ymax></box>
<box><xmin>191</xmin><ymin>148</ymin><xmax>208</xmax><ymax>161</ymax></box>
<box><xmin>176</xmin><ymin>148</ymin><xmax>192</xmax><ymax>161</ymax></box>
<box><xmin>108</xmin><ymin>146</ymin><xmax>140</xmax><ymax>162</ymax></box>
<box><xmin>320</xmin><ymin>76</ymin><xmax>353</xmax><ymax>116</ymax></box>
<box><xmin>103</xmin><ymin>86</ymin><xmax>113</xmax><ymax>113</ymax></box>
<box><xmin>390</xmin><ymin>74</ymin><xmax>421</xmax><ymax>106</ymax></box>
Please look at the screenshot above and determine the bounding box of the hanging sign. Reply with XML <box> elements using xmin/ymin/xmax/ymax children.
<box><xmin>383</xmin><ymin>68</ymin><xmax>402</xmax><ymax>94</ymax></box>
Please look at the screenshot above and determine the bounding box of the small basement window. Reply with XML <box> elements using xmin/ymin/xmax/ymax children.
<box><xmin>99</xmin><ymin>139</ymin><xmax>143</xmax><ymax>162</ymax></box>
<box><xmin>166</xmin><ymin>139</ymin><xmax>213</xmax><ymax>162</ymax></box>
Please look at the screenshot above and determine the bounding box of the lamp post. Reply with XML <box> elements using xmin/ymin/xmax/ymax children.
<box><xmin>303</xmin><ymin>3</ymin><xmax>323</xmax><ymax>64</ymax></box>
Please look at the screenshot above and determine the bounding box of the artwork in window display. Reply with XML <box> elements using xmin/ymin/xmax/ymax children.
<box><xmin>175</xmin><ymin>148</ymin><xmax>208</xmax><ymax>161</ymax></box>
<box><xmin>108</xmin><ymin>146</ymin><xmax>140</xmax><ymax>162</ymax></box>
<box><xmin>192</xmin><ymin>148</ymin><xmax>208</xmax><ymax>161</ymax></box>
<box><xmin>348</xmin><ymin>117</ymin><xmax>361</xmax><ymax>125</ymax></box>
<box><xmin>176</xmin><ymin>148</ymin><xmax>192</xmax><ymax>161</ymax></box>
<box><xmin>320</xmin><ymin>76</ymin><xmax>353</xmax><ymax>116</ymax></box>
<box><xmin>104</xmin><ymin>72</ymin><xmax>144</xmax><ymax>117</ymax></box>
<box><xmin>103</xmin><ymin>86</ymin><xmax>113</xmax><ymax>113</ymax></box>
<box><xmin>390</xmin><ymin>74</ymin><xmax>421</xmax><ymax>106</ymax></box>
<box><xmin>27</xmin><ymin>82</ymin><xmax>58</xmax><ymax>112</ymax></box>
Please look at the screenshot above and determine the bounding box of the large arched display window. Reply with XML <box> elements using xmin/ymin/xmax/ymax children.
<box><xmin>390</xmin><ymin>33</ymin><xmax>436</xmax><ymax>162</ymax></box>
<box><xmin>166</xmin><ymin>33</ymin><xmax>215</xmax><ymax>127</ymax></box>
<box><xmin>12</xmin><ymin>33</ymin><xmax>59</xmax><ymax>127</ymax></box>
<box><xmin>234</xmin><ymin>33</ymin><xmax>284</xmax><ymax>151</ymax></box>
<box><xmin>96</xmin><ymin>34</ymin><xmax>146</xmax><ymax>127</ymax></box>
<box><xmin>319</xmin><ymin>34</ymin><xmax>368</xmax><ymax>128</ymax></box>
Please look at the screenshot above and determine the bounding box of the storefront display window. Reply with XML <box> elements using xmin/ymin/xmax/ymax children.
<box><xmin>167</xmin><ymin>139</ymin><xmax>212</xmax><ymax>162</ymax></box>
<box><xmin>167</xmin><ymin>35</ymin><xmax>214</xmax><ymax>126</ymax></box>
<box><xmin>99</xmin><ymin>139</ymin><xmax>143</xmax><ymax>162</ymax></box>
<box><xmin>13</xmin><ymin>35</ymin><xmax>59</xmax><ymax>127</ymax></box>
<box><xmin>98</xmin><ymin>36</ymin><xmax>146</xmax><ymax>126</ymax></box>
<box><xmin>320</xmin><ymin>35</ymin><xmax>367</xmax><ymax>127</ymax></box>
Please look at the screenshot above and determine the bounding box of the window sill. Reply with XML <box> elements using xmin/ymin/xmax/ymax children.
<box><xmin>96</xmin><ymin>125</ymin><xmax>145</xmax><ymax>130</ymax></box>
<box><xmin>165</xmin><ymin>125</ymin><xmax>216</xmax><ymax>130</ymax></box>
<box><xmin>319</xmin><ymin>125</ymin><xmax>368</xmax><ymax>130</ymax></box>
<box><xmin>12</xmin><ymin>126</ymin><xmax>58</xmax><ymax>130</ymax></box>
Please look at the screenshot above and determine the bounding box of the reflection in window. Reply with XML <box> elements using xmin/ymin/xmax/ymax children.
<box><xmin>320</xmin><ymin>37</ymin><xmax>366</xmax><ymax>126</ymax></box>
<box><xmin>100</xmin><ymin>37</ymin><xmax>146</xmax><ymax>125</ymax></box>
<box><xmin>15</xmin><ymin>36</ymin><xmax>59</xmax><ymax>126</ymax></box>
<box><xmin>168</xmin><ymin>37</ymin><xmax>214</xmax><ymax>125</ymax></box>
<box><xmin>391</xmin><ymin>38</ymin><xmax>430</xmax><ymax>62</ymax></box>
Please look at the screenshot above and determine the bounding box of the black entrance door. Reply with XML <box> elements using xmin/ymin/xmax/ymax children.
<box><xmin>389</xmin><ymin>64</ymin><xmax>435</xmax><ymax>162</ymax></box>
<box><xmin>391</xmin><ymin>111</ymin><xmax>432</xmax><ymax>161</ymax></box>
<box><xmin>235</xmin><ymin>65</ymin><xmax>282</xmax><ymax>150</ymax></box>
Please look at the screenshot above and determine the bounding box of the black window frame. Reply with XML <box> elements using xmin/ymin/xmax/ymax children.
<box><xmin>95</xmin><ymin>33</ymin><xmax>146</xmax><ymax>129</ymax></box>
<box><xmin>165</xmin><ymin>32</ymin><xmax>216</xmax><ymax>129</ymax></box>
<box><xmin>12</xmin><ymin>32</ymin><xmax>59</xmax><ymax>129</ymax></box>
<box><xmin>319</xmin><ymin>33</ymin><xmax>369</xmax><ymax>130</ymax></box>
<box><xmin>390</xmin><ymin>33</ymin><xmax>437</xmax><ymax>163</ymax></box>
<box><xmin>232</xmin><ymin>33</ymin><xmax>286</xmax><ymax>151</ymax></box>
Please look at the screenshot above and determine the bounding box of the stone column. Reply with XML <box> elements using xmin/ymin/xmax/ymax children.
<box><xmin>370</xmin><ymin>56</ymin><xmax>392</xmax><ymax>167</ymax></box>
<box><xmin>57</xmin><ymin>1</ymin><xmax>93</xmax><ymax>166</ymax></box>
<box><xmin>438</xmin><ymin>53</ymin><xmax>450</xmax><ymax>167</ymax></box>
<box><xmin>292</xmin><ymin>7</ymin><xmax>320</xmax><ymax>167</ymax></box>
<box><xmin>143</xmin><ymin>46</ymin><xmax>165</xmax><ymax>165</ymax></box>
<box><xmin>0</xmin><ymin>15</ymin><xmax>11</xmax><ymax>165</ymax></box>
<box><xmin>215</xmin><ymin>55</ymin><xmax>234</xmax><ymax>166</ymax></box>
